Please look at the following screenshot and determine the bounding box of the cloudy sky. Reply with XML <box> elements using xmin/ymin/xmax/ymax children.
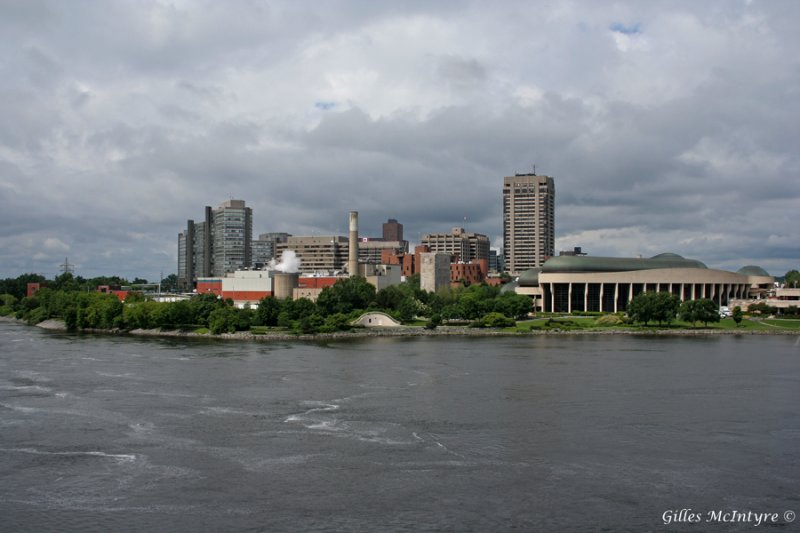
<box><xmin>1</xmin><ymin>0</ymin><xmax>797</xmax><ymax>280</ymax></box>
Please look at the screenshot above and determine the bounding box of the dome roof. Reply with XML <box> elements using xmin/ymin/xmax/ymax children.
<box><xmin>517</xmin><ymin>268</ymin><xmax>541</xmax><ymax>287</ymax></box>
<box><xmin>542</xmin><ymin>254</ymin><xmax>707</xmax><ymax>273</ymax></box>
<box><xmin>650</xmin><ymin>252</ymin><xmax>684</xmax><ymax>260</ymax></box>
<box><xmin>737</xmin><ymin>265</ymin><xmax>770</xmax><ymax>277</ymax></box>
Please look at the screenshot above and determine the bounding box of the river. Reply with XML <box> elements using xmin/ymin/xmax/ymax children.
<box><xmin>1</xmin><ymin>322</ymin><xmax>798</xmax><ymax>531</ymax></box>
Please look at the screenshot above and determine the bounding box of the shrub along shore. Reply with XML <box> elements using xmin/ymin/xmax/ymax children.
<box><xmin>2</xmin><ymin>315</ymin><xmax>796</xmax><ymax>341</ymax></box>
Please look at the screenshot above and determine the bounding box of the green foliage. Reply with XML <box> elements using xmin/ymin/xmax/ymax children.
<box><xmin>0</xmin><ymin>273</ymin><xmax>47</xmax><ymax>300</ymax></box>
<box><xmin>319</xmin><ymin>313</ymin><xmax>352</xmax><ymax>333</ymax></box>
<box><xmin>189</xmin><ymin>293</ymin><xmax>225</xmax><ymax>325</ymax></box>
<box><xmin>784</xmin><ymin>269</ymin><xmax>800</xmax><ymax>288</ymax></box>
<box><xmin>254</xmin><ymin>297</ymin><xmax>282</xmax><ymax>326</ymax></box>
<box><xmin>425</xmin><ymin>313</ymin><xmax>442</xmax><ymax>330</ymax></box>
<box><xmin>0</xmin><ymin>293</ymin><xmax>18</xmax><ymax>316</ymax></box>
<box><xmin>316</xmin><ymin>277</ymin><xmax>376</xmax><ymax>315</ymax></box>
<box><xmin>627</xmin><ymin>291</ymin><xmax>680</xmax><ymax>326</ymax></box>
<box><xmin>395</xmin><ymin>297</ymin><xmax>417</xmax><ymax>322</ymax></box>
<box><xmin>493</xmin><ymin>291</ymin><xmax>532</xmax><ymax>319</ymax></box>
<box><xmin>678</xmin><ymin>298</ymin><xmax>721</xmax><ymax>326</ymax></box>
<box><xmin>732</xmin><ymin>306</ymin><xmax>743</xmax><ymax>326</ymax></box>
<box><xmin>208</xmin><ymin>307</ymin><xmax>239</xmax><ymax>334</ymax></box>
<box><xmin>595</xmin><ymin>314</ymin><xmax>624</xmax><ymax>326</ymax></box>
<box><xmin>160</xmin><ymin>273</ymin><xmax>179</xmax><ymax>292</ymax></box>
<box><xmin>472</xmin><ymin>312</ymin><xmax>515</xmax><ymax>328</ymax></box>
<box><xmin>375</xmin><ymin>285</ymin><xmax>405</xmax><ymax>310</ymax></box>
<box><xmin>748</xmin><ymin>301</ymin><xmax>776</xmax><ymax>315</ymax></box>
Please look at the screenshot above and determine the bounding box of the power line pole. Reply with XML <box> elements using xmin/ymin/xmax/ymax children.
<box><xmin>59</xmin><ymin>257</ymin><xmax>74</xmax><ymax>275</ymax></box>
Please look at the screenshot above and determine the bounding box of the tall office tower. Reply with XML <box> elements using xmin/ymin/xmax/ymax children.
<box><xmin>421</xmin><ymin>227</ymin><xmax>490</xmax><ymax>263</ymax></box>
<box><xmin>503</xmin><ymin>173</ymin><xmax>555</xmax><ymax>275</ymax></box>
<box><xmin>382</xmin><ymin>218</ymin><xmax>403</xmax><ymax>242</ymax></box>
<box><xmin>212</xmin><ymin>200</ymin><xmax>252</xmax><ymax>276</ymax></box>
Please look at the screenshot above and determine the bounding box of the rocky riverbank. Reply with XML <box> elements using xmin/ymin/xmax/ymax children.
<box><xmin>13</xmin><ymin>316</ymin><xmax>798</xmax><ymax>341</ymax></box>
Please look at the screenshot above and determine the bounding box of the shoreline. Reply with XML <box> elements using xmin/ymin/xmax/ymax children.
<box><xmin>2</xmin><ymin>316</ymin><xmax>795</xmax><ymax>340</ymax></box>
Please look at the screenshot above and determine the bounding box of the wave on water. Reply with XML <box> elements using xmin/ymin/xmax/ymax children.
<box><xmin>0</xmin><ymin>384</ymin><xmax>52</xmax><ymax>394</ymax></box>
<box><xmin>95</xmin><ymin>371</ymin><xmax>136</xmax><ymax>379</ymax></box>
<box><xmin>0</xmin><ymin>447</ymin><xmax>136</xmax><ymax>463</ymax></box>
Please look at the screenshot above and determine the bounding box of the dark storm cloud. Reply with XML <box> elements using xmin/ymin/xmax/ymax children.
<box><xmin>0</xmin><ymin>0</ymin><xmax>797</xmax><ymax>279</ymax></box>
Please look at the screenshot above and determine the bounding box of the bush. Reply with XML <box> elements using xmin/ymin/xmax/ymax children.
<box><xmin>472</xmin><ymin>312</ymin><xmax>515</xmax><ymax>328</ymax></box>
<box><xmin>425</xmin><ymin>314</ymin><xmax>442</xmax><ymax>330</ymax></box>
<box><xmin>595</xmin><ymin>314</ymin><xmax>623</xmax><ymax>327</ymax></box>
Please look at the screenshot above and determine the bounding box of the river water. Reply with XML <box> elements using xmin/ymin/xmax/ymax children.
<box><xmin>1</xmin><ymin>322</ymin><xmax>798</xmax><ymax>532</ymax></box>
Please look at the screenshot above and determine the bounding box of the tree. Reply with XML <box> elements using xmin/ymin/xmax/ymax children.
<box><xmin>160</xmin><ymin>274</ymin><xmax>179</xmax><ymax>292</ymax></box>
<box><xmin>627</xmin><ymin>291</ymin><xmax>679</xmax><ymax>326</ymax></box>
<box><xmin>0</xmin><ymin>273</ymin><xmax>46</xmax><ymax>300</ymax></box>
<box><xmin>254</xmin><ymin>297</ymin><xmax>282</xmax><ymax>326</ymax></box>
<box><xmin>627</xmin><ymin>292</ymin><xmax>658</xmax><ymax>326</ymax></box>
<box><xmin>784</xmin><ymin>269</ymin><xmax>800</xmax><ymax>288</ymax></box>
<box><xmin>679</xmin><ymin>298</ymin><xmax>720</xmax><ymax>327</ymax></box>
<box><xmin>493</xmin><ymin>291</ymin><xmax>532</xmax><ymax>319</ymax></box>
<box><xmin>316</xmin><ymin>277</ymin><xmax>376</xmax><ymax>315</ymax></box>
<box><xmin>208</xmin><ymin>307</ymin><xmax>238</xmax><ymax>334</ymax></box>
<box><xmin>375</xmin><ymin>285</ymin><xmax>406</xmax><ymax>311</ymax></box>
<box><xmin>732</xmin><ymin>306</ymin><xmax>743</xmax><ymax>326</ymax></box>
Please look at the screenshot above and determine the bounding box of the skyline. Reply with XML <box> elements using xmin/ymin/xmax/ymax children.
<box><xmin>1</xmin><ymin>1</ymin><xmax>798</xmax><ymax>280</ymax></box>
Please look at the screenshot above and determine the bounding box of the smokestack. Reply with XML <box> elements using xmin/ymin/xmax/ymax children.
<box><xmin>349</xmin><ymin>211</ymin><xmax>358</xmax><ymax>276</ymax></box>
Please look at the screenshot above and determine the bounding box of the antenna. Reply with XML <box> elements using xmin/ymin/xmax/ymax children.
<box><xmin>532</xmin><ymin>164</ymin><xmax>536</xmax><ymax>175</ymax></box>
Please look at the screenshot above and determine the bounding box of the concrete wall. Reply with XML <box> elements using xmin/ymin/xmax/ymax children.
<box><xmin>420</xmin><ymin>252</ymin><xmax>451</xmax><ymax>293</ymax></box>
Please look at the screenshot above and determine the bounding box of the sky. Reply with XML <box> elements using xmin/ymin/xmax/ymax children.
<box><xmin>1</xmin><ymin>0</ymin><xmax>798</xmax><ymax>280</ymax></box>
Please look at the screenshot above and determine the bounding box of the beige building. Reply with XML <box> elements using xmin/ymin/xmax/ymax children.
<box><xmin>358</xmin><ymin>240</ymin><xmax>407</xmax><ymax>264</ymax></box>
<box><xmin>503</xmin><ymin>174</ymin><xmax>555</xmax><ymax>274</ymax></box>
<box><xmin>276</xmin><ymin>236</ymin><xmax>349</xmax><ymax>274</ymax></box>
<box><xmin>420</xmin><ymin>252</ymin><xmax>451</xmax><ymax>293</ymax></box>
<box><xmin>421</xmin><ymin>227</ymin><xmax>489</xmax><ymax>263</ymax></box>
<box><xmin>509</xmin><ymin>254</ymin><xmax>773</xmax><ymax>313</ymax></box>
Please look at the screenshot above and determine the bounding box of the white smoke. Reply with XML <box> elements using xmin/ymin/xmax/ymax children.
<box><xmin>269</xmin><ymin>250</ymin><xmax>301</xmax><ymax>273</ymax></box>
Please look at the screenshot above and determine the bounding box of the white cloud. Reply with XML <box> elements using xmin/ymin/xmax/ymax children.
<box><xmin>0</xmin><ymin>0</ymin><xmax>798</xmax><ymax>279</ymax></box>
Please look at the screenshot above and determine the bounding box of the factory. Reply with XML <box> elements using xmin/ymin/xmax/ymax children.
<box><xmin>196</xmin><ymin>211</ymin><xmax>401</xmax><ymax>307</ymax></box>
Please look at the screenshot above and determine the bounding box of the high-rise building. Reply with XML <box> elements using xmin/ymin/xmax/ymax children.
<box><xmin>177</xmin><ymin>200</ymin><xmax>252</xmax><ymax>289</ymax></box>
<box><xmin>382</xmin><ymin>218</ymin><xmax>403</xmax><ymax>242</ymax></box>
<box><xmin>212</xmin><ymin>200</ymin><xmax>253</xmax><ymax>276</ymax></box>
<box><xmin>421</xmin><ymin>227</ymin><xmax>489</xmax><ymax>263</ymax></box>
<box><xmin>503</xmin><ymin>173</ymin><xmax>555</xmax><ymax>275</ymax></box>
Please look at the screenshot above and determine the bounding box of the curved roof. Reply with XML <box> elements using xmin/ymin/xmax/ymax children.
<box><xmin>516</xmin><ymin>267</ymin><xmax>541</xmax><ymax>287</ymax></box>
<box><xmin>540</xmin><ymin>254</ymin><xmax>708</xmax><ymax>274</ymax></box>
<box><xmin>500</xmin><ymin>279</ymin><xmax>520</xmax><ymax>292</ymax></box>
<box><xmin>737</xmin><ymin>265</ymin><xmax>770</xmax><ymax>277</ymax></box>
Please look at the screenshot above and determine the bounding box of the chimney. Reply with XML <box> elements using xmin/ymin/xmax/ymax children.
<box><xmin>348</xmin><ymin>211</ymin><xmax>359</xmax><ymax>276</ymax></box>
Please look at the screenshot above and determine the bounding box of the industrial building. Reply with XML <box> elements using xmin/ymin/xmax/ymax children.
<box><xmin>507</xmin><ymin>253</ymin><xmax>774</xmax><ymax>313</ymax></box>
<box><xmin>421</xmin><ymin>227</ymin><xmax>489</xmax><ymax>264</ymax></box>
<box><xmin>274</xmin><ymin>236</ymin><xmax>350</xmax><ymax>274</ymax></box>
<box><xmin>503</xmin><ymin>173</ymin><xmax>555</xmax><ymax>274</ymax></box>
<box><xmin>252</xmin><ymin>232</ymin><xmax>290</xmax><ymax>269</ymax></box>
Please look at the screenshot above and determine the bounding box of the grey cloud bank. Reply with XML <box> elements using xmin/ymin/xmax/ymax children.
<box><xmin>0</xmin><ymin>0</ymin><xmax>797</xmax><ymax>280</ymax></box>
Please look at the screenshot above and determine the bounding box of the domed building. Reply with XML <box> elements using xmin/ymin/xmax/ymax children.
<box><xmin>511</xmin><ymin>253</ymin><xmax>773</xmax><ymax>313</ymax></box>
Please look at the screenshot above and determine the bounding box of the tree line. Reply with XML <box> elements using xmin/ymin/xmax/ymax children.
<box><xmin>0</xmin><ymin>273</ymin><xmax>533</xmax><ymax>334</ymax></box>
